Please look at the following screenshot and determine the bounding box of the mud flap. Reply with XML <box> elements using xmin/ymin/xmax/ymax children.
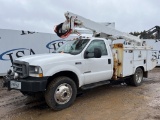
<box><xmin>143</xmin><ymin>71</ymin><xmax>148</xmax><ymax>78</ymax></box>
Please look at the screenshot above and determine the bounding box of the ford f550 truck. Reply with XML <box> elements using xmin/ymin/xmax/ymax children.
<box><xmin>3</xmin><ymin>12</ymin><xmax>157</xmax><ymax>110</ymax></box>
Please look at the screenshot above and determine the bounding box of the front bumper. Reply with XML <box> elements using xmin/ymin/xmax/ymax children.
<box><xmin>3</xmin><ymin>76</ymin><xmax>49</xmax><ymax>92</ymax></box>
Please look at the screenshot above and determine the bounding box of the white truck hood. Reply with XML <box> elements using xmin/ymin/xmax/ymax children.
<box><xmin>15</xmin><ymin>53</ymin><xmax>74</xmax><ymax>66</ymax></box>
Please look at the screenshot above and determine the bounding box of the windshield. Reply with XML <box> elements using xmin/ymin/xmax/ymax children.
<box><xmin>56</xmin><ymin>39</ymin><xmax>90</xmax><ymax>55</ymax></box>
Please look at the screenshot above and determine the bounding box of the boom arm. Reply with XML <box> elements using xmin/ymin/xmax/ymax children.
<box><xmin>54</xmin><ymin>11</ymin><xmax>141</xmax><ymax>43</ymax></box>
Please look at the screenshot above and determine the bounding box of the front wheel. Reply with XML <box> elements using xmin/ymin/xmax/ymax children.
<box><xmin>45</xmin><ymin>76</ymin><xmax>77</xmax><ymax>110</ymax></box>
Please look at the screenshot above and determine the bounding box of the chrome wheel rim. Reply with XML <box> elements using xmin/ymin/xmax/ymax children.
<box><xmin>135</xmin><ymin>69</ymin><xmax>143</xmax><ymax>83</ymax></box>
<box><xmin>54</xmin><ymin>83</ymin><xmax>72</xmax><ymax>104</ymax></box>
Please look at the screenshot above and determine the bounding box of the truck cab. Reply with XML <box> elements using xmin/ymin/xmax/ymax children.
<box><xmin>4</xmin><ymin>37</ymin><xmax>115</xmax><ymax>110</ymax></box>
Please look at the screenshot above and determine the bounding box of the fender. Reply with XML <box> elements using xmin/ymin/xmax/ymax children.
<box><xmin>133</xmin><ymin>65</ymin><xmax>146</xmax><ymax>73</ymax></box>
<box><xmin>43</xmin><ymin>64</ymin><xmax>84</xmax><ymax>87</ymax></box>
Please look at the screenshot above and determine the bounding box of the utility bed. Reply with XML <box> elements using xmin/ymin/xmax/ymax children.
<box><xmin>112</xmin><ymin>42</ymin><xmax>156</xmax><ymax>79</ymax></box>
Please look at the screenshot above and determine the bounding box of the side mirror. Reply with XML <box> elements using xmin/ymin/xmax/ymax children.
<box><xmin>84</xmin><ymin>47</ymin><xmax>102</xmax><ymax>59</ymax></box>
<box><xmin>94</xmin><ymin>48</ymin><xmax>102</xmax><ymax>58</ymax></box>
<box><xmin>84</xmin><ymin>51</ymin><xmax>89</xmax><ymax>59</ymax></box>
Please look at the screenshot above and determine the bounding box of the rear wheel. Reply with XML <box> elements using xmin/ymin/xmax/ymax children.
<box><xmin>125</xmin><ymin>68</ymin><xmax>143</xmax><ymax>86</ymax></box>
<box><xmin>45</xmin><ymin>76</ymin><xmax>77</xmax><ymax>110</ymax></box>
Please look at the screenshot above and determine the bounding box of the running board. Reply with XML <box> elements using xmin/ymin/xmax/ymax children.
<box><xmin>81</xmin><ymin>80</ymin><xmax>110</xmax><ymax>90</ymax></box>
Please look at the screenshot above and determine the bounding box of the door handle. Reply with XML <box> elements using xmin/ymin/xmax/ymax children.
<box><xmin>108</xmin><ymin>59</ymin><xmax>111</xmax><ymax>64</ymax></box>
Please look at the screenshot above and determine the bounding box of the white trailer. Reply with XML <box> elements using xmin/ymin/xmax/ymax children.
<box><xmin>0</xmin><ymin>29</ymin><xmax>71</xmax><ymax>76</ymax></box>
<box><xmin>142</xmin><ymin>39</ymin><xmax>160</xmax><ymax>66</ymax></box>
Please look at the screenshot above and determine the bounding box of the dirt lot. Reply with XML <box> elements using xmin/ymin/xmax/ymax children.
<box><xmin>0</xmin><ymin>68</ymin><xmax>160</xmax><ymax>120</ymax></box>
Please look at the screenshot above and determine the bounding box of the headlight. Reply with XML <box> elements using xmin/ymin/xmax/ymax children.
<box><xmin>29</xmin><ymin>66</ymin><xmax>43</xmax><ymax>77</ymax></box>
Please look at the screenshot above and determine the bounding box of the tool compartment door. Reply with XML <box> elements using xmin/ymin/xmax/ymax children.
<box><xmin>122</xmin><ymin>49</ymin><xmax>134</xmax><ymax>77</ymax></box>
<box><xmin>147</xmin><ymin>50</ymin><xmax>157</xmax><ymax>70</ymax></box>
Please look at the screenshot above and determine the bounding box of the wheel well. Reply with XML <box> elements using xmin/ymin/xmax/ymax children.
<box><xmin>46</xmin><ymin>71</ymin><xmax>79</xmax><ymax>88</ymax></box>
<box><xmin>139</xmin><ymin>66</ymin><xmax>144</xmax><ymax>72</ymax></box>
<box><xmin>137</xmin><ymin>66</ymin><xmax>144</xmax><ymax>73</ymax></box>
<box><xmin>138</xmin><ymin>66</ymin><xmax>148</xmax><ymax>77</ymax></box>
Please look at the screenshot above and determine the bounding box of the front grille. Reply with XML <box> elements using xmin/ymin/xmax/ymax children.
<box><xmin>13</xmin><ymin>60</ymin><xmax>29</xmax><ymax>78</ymax></box>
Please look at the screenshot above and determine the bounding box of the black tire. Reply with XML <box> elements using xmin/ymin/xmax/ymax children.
<box><xmin>125</xmin><ymin>68</ymin><xmax>143</xmax><ymax>86</ymax></box>
<box><xmin>45</xmin><ymin>76</ymin><xmax>77</xmax><ymax>110</ymax></box>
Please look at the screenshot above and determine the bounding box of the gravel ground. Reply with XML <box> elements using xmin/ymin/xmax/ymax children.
<box><xmin>0</xmin><ymin>68</ymin><xmax>160</xmax><ymax>120</ymax></box>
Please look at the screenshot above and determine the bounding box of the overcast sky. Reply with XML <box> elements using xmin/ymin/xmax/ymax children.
<box><xmin>0</xmin><ymin>0</ymin><xmax>159</xmax><ymax>34</ymax></box>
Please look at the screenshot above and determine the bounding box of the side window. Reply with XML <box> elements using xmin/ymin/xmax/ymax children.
<box><xmin>86</xmin><ymin>40</ymin><xmax>108</xmax><ymax>57</ymax></box>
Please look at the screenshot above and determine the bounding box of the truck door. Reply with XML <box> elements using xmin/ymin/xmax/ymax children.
<box><xmin>84</xmin><ymin>40</ymin><xmax>113</xmax><ymax>85</ymax></box>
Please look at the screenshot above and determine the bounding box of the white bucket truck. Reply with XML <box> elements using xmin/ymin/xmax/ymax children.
<box><xmin>3</xmin><ymin>12</ymin><xmax>157</xmax><ymax>110</ymax></box>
